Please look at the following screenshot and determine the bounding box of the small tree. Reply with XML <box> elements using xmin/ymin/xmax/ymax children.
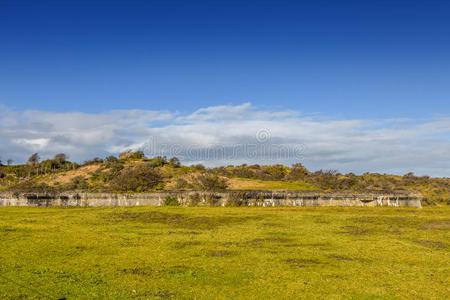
<box><xmin>147</xmin><ymin>156</ymin><xmax>168</xmax><ymax>167</ymax></box>
<box><xmin>105</xmin><ymin>155</ymin><xmax>119</xmax><ymax>163</ymax></box>
<box><xmin>119</xmin><ymin>150</ymin><xmax>145</xmax><ymax>160</ymax></box>
<box><xmin>84</xmin><ymin>157</ymin><xmax>103</xmax><ymax>165</ymax></box>
<box><xmin>27</xmin><ymin>153</ymin><xmax>40</xmax><ymax>165</ymax></box>
<box><xmin>191</xmin><ymin>164</ymin><xmax>206</xmax><ymax>171</ymax></box>
<box><xmin>53</xmin><ymin>153</ymin><xmax>68</xmax><ymax>164</ymax></box>
<box><xmin>168</xmin><ymin>157</ymin><xmax>181</xmax><ymax>167</ymax></box>
<box><xmin>286</xmin><ymin>163</ymin><xmax>310</xmax><ymax>180</ymax></box>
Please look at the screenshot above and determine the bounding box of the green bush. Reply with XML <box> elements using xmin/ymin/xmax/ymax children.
<box><xmin>187</xmin><ymin>193</ymin><xmax>201</xmax><ymax>206</ymax></box>
<box><xmin>111</xmin><ymin>163</ymin><xmax>163</xmax><ymax>192</ymax></box>
<box><xmin>10</xmin><ymin>181</ymin><xmax>57</xmax><ymax>193</ymax></box>
<box><xmin>119</xmin><ymin>150</ymin><xmax>145</xmax><ymax>160</ymax></box>
<box><xmin>191</xmin><ymin>173</ymin><xmax>228</xmax><ymax>191</ymax></box>
<box><xmin>226</xmin><ymin>192</ymin><xmax>249</xmax><ymax>207</ymax></box>
<box><xmin>175</xmin><ymin>178</ymin><xmax>192</xmax><ymax>190</ymax></box>
<box><xmin>163</xmin><ymin>196</ymin><xmax>179</xmax><ymax>206</ymax></box>
<box><xmin>205</xmin><ymin>193</ymin><xmax>221</xmax><ymax>206</ymax></box>
<box><xmin>64</xmin><ymin>176</ymin><xmax>89</xmax><ymax>190</ymax></box>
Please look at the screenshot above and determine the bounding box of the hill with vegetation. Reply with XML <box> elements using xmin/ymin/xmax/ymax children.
<box><xmin>0</xmin><ymin>151</ymin><xmax>449</xmax><ymax>205</ymax></box>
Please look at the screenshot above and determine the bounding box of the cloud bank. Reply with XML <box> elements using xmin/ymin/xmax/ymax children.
<box><xmin>1</xmin><ymin>103</ymin><xmax>449</xmax><ymax>176</ymax></box>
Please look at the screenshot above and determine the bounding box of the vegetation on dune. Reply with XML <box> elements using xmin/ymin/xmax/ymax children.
<box><xmin>109</xmin><ymin>163</ymin><xmax>164</xmax><ymax>192</ymax></box>
<box><xmin>0</xmin><ymin>206</ymin><xmax>448</xmax><ymax>299</ymax></box>
<box><xmin>0</xmin><ymin>151</ymin><xmax>449</xmax><ymax>204</ymax></box>
<box><xmin>227</xmin><ymin>178</ymin><xmax>318</xmax><ymax>191</ymax></box>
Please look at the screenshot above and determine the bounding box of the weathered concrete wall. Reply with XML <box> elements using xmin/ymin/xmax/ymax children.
<box><xmin>0</xmin><ymin>191</ymin><xmax>422</xmax><ymax>208</ymax></box>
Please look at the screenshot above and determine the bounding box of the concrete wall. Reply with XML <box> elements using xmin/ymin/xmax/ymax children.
<box><xmin>0</xmin><ymin>191</ymin><xmax>422</xmax><ymax>208</ymax></box>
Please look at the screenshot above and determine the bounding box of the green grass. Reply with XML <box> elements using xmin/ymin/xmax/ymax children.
<box><xmin>0</xmin><ymin>206</ymin><xmax>449</xmax><ymax>299</ymax></box>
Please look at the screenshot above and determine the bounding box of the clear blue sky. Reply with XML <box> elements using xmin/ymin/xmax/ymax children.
<box><xmin>1</xmin><ymin>0</ymin><xmax>449</xmax><ymax>118</ymax></box>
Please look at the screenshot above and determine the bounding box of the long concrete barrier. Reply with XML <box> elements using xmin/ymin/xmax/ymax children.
<box><xmin>0</xmin><ymin>191</ymin><xmax>422</xmax><ymax>208</ymax></box>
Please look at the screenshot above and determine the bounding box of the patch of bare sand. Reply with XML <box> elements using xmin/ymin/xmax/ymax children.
<box><xmin>42</xmin><ymin>164</ymin><xmax>101</xmax><ymax>185</ymax></box>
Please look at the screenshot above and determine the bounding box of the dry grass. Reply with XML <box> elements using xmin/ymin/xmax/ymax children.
<box><xmin>41</xmin><ymin>164</ymin><xmax>101</xmax><ymax>185</ymax></box>
<box><xmin>228</xmin><ymin>177</ymin><xmax>318</xmax><ymax>190</ymax></box>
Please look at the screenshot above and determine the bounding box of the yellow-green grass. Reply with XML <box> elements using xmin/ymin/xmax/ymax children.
<box><xmin>0</xmin><ymin>206</ymin><xmax>449</xmax><ymax>299</ymax></box>
<box><xmin>228</xmin><ymin>177</ymin><xmax>319</xmax><ymax>190</ymax></box>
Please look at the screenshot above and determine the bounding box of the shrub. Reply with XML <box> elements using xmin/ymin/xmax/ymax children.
<box><xmin>168</xmin><ymin>157</ymin><xmax>181</xmax><ymax>168</ymax></box>
<box><xmin>119</xmin><ymin>150</ymin><xmax>145</xmax><ymax>160</ymax></box>
<box><xmin>163</xmin><ymin>195</ymin><xmax>179</xmax><ymax>206</ymax></box>
<box><xmin>205</xmin><ymin>193</ymin><xmax>222</xmax><ymax>206</ymax></box>
<box><xmin>10</xmin><ymin>181</ymin><xmax>57</xmax><ymax>193</ymax></box>
<box><xmin>111</xmin><ymin>163</ymin><xmax>163</xmax><ymax>192</ymax></box>
<box><xmin>27</xmin><ymin>153</ymin><xmax>40</xmax><ymax>165</ymax></box>
<box><xmin>53</xmin><ymin>153</ymin><xmax>68</xmax><ymax>165</ymax></box>
<box><xmin>187</xmin><ymin>193</ymin><xmax>202</xmax><ymax>206</ymax></box>
<box><xmin>226</xmin><ymin>192</ymin><xmax>249</xmax><ymax>207</ymax></box>
<box><xmin>84</xmin><ymin>157</ymin><xmax>103</xmax><ymax>165</ymax></box>
<box><xmin>146</xmin><ymin>156</ymin><xmax>168</xmax><ymax>167</ymax></box>
<box><xmin>104</xmin><ymin>155</ymin><xmax>119</xmax><ymax>163</ymax></box>
<box><xmin>65</xmin><ymin>176</ymin><xmax>89</xmax><ymax>190</ymax></box>
<box><xmin>191</xmin><ymin>173</ymin><xmax>228</xmax><ymax>191</ymax></box>
<box><xmin>175</xmin><ymin>178</ymin><xmax>191</xmax><ymax>190</ymax></box>
<box><xmin>191</xmin><ymin>164</ymin><xmax>206</xmax><ymax>171</ymax></box>
<box><xmin>285</xmin><ymin>163</ymin><xmax>310</xmax><ymax>180</ymax></box>
<box><xmin>103</xmin><ymin>156</ymin><xmax>122</xmax><ymax>169</ymax></box>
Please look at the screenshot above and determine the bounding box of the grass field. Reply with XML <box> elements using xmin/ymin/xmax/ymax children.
<box><xmin>0</xmin><ymin>206</ymin><xmax>449</xmax><ymax>299</ymax></box>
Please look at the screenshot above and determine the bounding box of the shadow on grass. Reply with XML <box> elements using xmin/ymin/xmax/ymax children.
<box><xmin>110</xmin><ymin>211</ymin><xmax>261</xmax><ymax>230</ymax></box>
<box><xmin>414</xmin><ymin>239</ymin><xmax>448</xmax><ymax>250</ymax></box>
<box><xmin>120</xmin><ymin>265</ymin><xmax>201</xmax><ymax>277</ymax></box>
<box><xmin>171</xmin><ymin>240</ymin><xmax>203</xmax><ymax>249</ymax></box>
<box><xmin>339</xmin><ymin>225</ymin><xmax>372</xmax><ymax>236</ymax></box>
<box><xmin>421</xmin><ymin>220</ymin><xmax>450</xmax><ymax>230</ymax></box>
<box><xmin>284</xmin><ymin>258</ymin><xmax>328</xmax><ymax>268</ymax></box>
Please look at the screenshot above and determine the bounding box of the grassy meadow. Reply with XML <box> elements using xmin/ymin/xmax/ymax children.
<box><xmin>0</xmin><ymin>206</ymin><xmax>449</xmax><ymax>299</ymax></box>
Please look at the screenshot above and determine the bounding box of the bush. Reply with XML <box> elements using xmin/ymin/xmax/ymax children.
<box><xmin>226</xmin><ymin>191</ymin><xmax>249</xmax><ymax>207</ymax></box>
<box><xmin>175</xmin><ymin>178</ymin><xmax>192</xmax><ymax>190</ymax></box>
<box><xmin>103</xmin><ymin>156</ymin><xmax>122</xmax><ymax>170</ymax></box>
<box><xmin>205</xmin><ymin>193</ymin><xmax>221</xmax><ymax>206</ymax></box>
<box><xmin>191</xmin><ymin>173</ymin><xmax>228</xmax><ymax>191</ymax></box>
<box><xmin>111</xmin><ymin>163</ymin><xmax>163</xmax><ymax>192</ymax></box>
<box><xmin>163</xmin><ymin>195</ymin><xmax>179</xmax><ymax>206</ymax></box>
<box><xmin>168</xmin><ymin>157</ymin><xmax>181</xmax><ymax>168</ymax></box>
<box><xmin>146</xmin><ymin>156</ymin><xmax>168</xmax><ymax>167</ymax></box>
<box><xmin>285</xmin><ymin>163</ymin><xmax>310</xmax><ymax>180</ymax></box>
<box><xmin>10</xmin><ymin>181</ymin><xmax>57</xmax><ymax>193</ymax></box>
<box><xmin>191</xmin><ymin>164</ymin><xmax>206</xmax><ymax>171</ymax></box>
<box><xmin>64</xmin><ymin>176</ymin><xmax>89</xmax><ymax>190</ymax></box>
<box><xmin>187</xmin><ymin>193</ymin><xmax>202</xmax><ymax>206</ymax></box>
<box><xmin>84</xmin><ymin>157</ymin><xmax>103</xmax><ymax>165</ymax></box>
<box><xmin>119</xmin><ymin>150</ymin><xmax>145</xmax><ymax>160</ymax></box>
<box><xmin>104</xmin><ymin>155</ymin><xmax>119</xmax><ymax>163</ymax></box>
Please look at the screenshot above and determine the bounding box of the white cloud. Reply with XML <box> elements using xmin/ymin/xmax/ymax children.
<box><xmin>0</xmin><ymin>103</ymin><xmax>449</xmax><ymax>176</ymax></box>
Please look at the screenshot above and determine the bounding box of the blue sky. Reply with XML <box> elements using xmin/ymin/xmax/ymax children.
<box><xmin>1</xmin><ymin>0</ymin><xmax>450</xmax><ymax>175</ymax></box>
<box><xmin>1</xmin><ymin>0</ymin><xmax>449</xmax><ymax>117</ymax></box>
